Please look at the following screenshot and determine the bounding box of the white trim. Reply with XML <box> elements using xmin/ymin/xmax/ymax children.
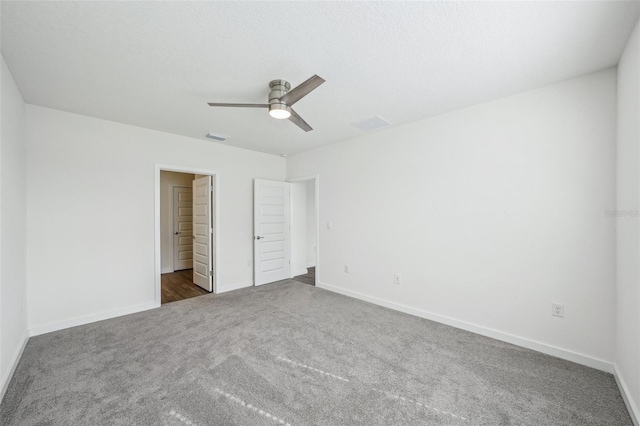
<box><xmin>292</xmin><ymin>268</ymin><xmax>308</xmax><ymax>277</ymax></box>
<box><xmin>306</xmin><ymin>262</ymin><xmax>316</xmax><ymax>268</ymax></box>
<box><xmin>155</xmin><ymin>163</ymin><xmax>221</xmax><ymax>304</ymax></box>
<box><xmin>287</xmin><ymin>174</ymin><xmax>320</xmax><ymax>286</ymax></box>
<box><xmin>0</xmin><ymin>332</ymin><xmax>29</xmax><ymax>403</ymax></box>
<box><xmin>314</xmin><ymin>176</ymin><xmax>319</xmax><ymax>284</ymax></box>
<box><xmin>155</xmin><ymin>166</ymin><xmax>162</xmax><ymax>304</ymax></box>
<box><xmin>317</xmin><ymin>281</ymin><xmax>614</xmax><ymax>373</ymax></box>
<box><xmin>167</xmin><ymin>183</ymin><xmax>175</xmax><ymax>273</ymax></box>
<box><xmin>29</xmin><ymin>301</ymin><xmax>157</xmax><ymax>337</ymax></box>
<box><xmin>212</xmin><ymin>174</ymin><xmax>220</xmax><ymax>293</ymax></box>
<box><xmin>614</xmin><ymin>364</ymin><xmax>640</xmax><ymax>425</ymax></box>
<box><xmin>161</xmin><ymin>267</ymin><xmax>173</xmax><ymax>274</ymax></box>
<box><xmin>217</xmin><ymin>280</ymin><xmax>253</xmax><ymax>293</ymax></box>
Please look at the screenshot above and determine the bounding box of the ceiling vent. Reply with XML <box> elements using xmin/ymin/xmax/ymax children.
<box><xmin>351</xmin><ymin>116</ymin><xmax>391</xmax><ymax>132</ymax></box>
<box><xmin>205</xmin><ymin>133</ymin><xmax>229</xmax><ymax>141</ymax></box>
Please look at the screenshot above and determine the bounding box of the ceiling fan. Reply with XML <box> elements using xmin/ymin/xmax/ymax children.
<box><xmin>207</xmin><ymin>75</ymin><xmax>325</xmax><ymax>132</ymax></box>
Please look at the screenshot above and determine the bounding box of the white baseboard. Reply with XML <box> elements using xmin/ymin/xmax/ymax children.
<box><xmin>161</xmin><ymin>267</ymin><xmax>173</xmax><ymax>274</ymax></box>
<box><xmin>317</xmin><ymin>281</ymin><xmax>614</xmax><ymax>373</ymax></box>
<box><xmin>29</xmin><ymin>301</ymin><xmax>158</xmax><ymax>337</ymax></box>
<box><xmin>217</xmin><ymin>280</ymin><xmax>253</xmax><ymax>293</ymax></box>
<box><xmin>306</xmin><ymin>262</ymin><xmax>316</xmax><ymax>268</ymax></box>
<box><xmin>0</xmin><ymin>331</ymin><xmax>29</xmax><ymax>403</ymax></box>
<box><xmin>291</xmin><ymin>268</ymin><xmax>308</xmax><ymax>278</ymax></box>
<box><xmin>614</xmin><ymin>364</ymin><xmax>639</xmax><ymax>425</ymax></box>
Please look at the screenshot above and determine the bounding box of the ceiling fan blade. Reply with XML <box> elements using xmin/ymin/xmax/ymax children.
<box><xmin>288</xmin><ymin>108</ymin><xmax>313</xmax><ymax>132</ymax></box>
<box><xmin>279</xmin><ymin>75</ymin><xmax>325</xmax><ymax>106</ymax></box>
<box><xmin>207</xmin><ymin>103</ymin><xmax>269</xmax><ymax>108</ymax></box>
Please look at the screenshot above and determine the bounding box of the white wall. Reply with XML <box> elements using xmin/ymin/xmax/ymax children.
<box><xmin>616</xmin><ymin>17</ymin><xmax>640</xmax><ymax>421</ymax></box>
<box><xmin>288</xmin><ymin>69</ymin><xmax>617</xmax><ymax>369</ymax></box>
<box><xmin>25</xmin><ymin>105</ymin><xmax>285</xmax><ymax>333</ymax></box>
<box><xmin>160</xmin><ymin>171</ymin><xmax>194</xmax><ymax>273</ymax></box>
<box><xmin>306</xmin><ymin>180</ymin><xmax>316</xmax><ymax>267</ymax></box>
<box><xmin>0</xmin><ymin>57</ymin><xmax>28</xmax><ymax>397</ymax></box>
<box><xmin>290</xmin><ymin>181</ymin><xmax>308</xmax><ymax>276</ymax></box>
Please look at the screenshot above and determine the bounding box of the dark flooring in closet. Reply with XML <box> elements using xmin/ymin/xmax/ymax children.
<box><xmin>293</xmin><ymin>267</ymin><xmax>316</xmax><ymax>286</ymax></box>
<box><xmin>161</xmin><ymin>269</ymin><xmax>209</xmax><ymax>304</ymax></box>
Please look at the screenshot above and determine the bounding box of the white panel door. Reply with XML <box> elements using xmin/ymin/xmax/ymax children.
<box><xmin>172</xmin><ymin>186</ymin><xmax>193</xmax><ymax>271</ymax></box>
<box><xmin>254</xmin><ymin>179</ymin><xmax>290</xmax><ymax>286</ymax></box>
<box><xmin>193</xmin><ymin>175</ymin><xmax>213</xmax><ymax>292</ymax></box>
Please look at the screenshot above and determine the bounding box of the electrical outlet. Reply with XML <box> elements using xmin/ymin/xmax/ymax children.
<box><xmin>344</xmin><ymin>265</ymin><xmax>350</xmax><ymax>273</ymax></box>
<box><xmin>552</xmin><ymin>303</ymin><xmax>564</xmax><ymax>318</ymax></box>
<box><xmin>394</xmin><ymin>273</ymin><xmax>401</xmax><ymax>284</ymax></box>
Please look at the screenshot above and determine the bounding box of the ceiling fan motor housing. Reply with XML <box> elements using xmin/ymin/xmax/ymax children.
<box><xmin>268</xmin><ymin>79</ymin><xmax>291</xmax><ymax>105</ymax></box>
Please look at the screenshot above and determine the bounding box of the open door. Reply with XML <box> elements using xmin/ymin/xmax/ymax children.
<box><xmin>254</xmin><ymin>179</ymin><xmax>290</xmax><ymax>286</ymax></box>
<box><xmin>193</xmin><ymin>175</ymin><xmax>214</xmax><ymax>292</ymax></box>
<box><xmin>172</xmin><ymin>186</ymin><xmax>193</xmax><ymax>271</ymax></box>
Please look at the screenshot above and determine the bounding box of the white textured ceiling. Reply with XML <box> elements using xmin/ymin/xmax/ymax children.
<box><xmin>2</xmin><ymin>1</ymin><xmax>639</xmax><ymax>155</ymax></box>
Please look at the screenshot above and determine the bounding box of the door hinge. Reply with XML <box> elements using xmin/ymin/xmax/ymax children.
<box><xmin>210</xmin><ymin>186</ymin><xmax>214</xmax><ymax>192</ymax></box>
<box><xmin>209</xmin><ymin>270</ymin><xmax>214</xmax><ymax>276</ymax></box>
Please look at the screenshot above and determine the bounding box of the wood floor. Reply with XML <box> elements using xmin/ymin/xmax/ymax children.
<box><xmin>293</xmin><ymin>267</ymin><xmax>315</xmax><ymax>286</ymax></box>
<box><xmin>161</xmin><ymin>269</ymin><xmax>209</xmax><ymax>304</ymax></box>
<box><xmin>162</xmin><ymin>267</ymin><xmax>315</xmax><ymax>304</ymax></box>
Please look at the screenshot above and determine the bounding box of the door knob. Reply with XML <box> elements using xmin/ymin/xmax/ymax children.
<box><xmin>255</xmin><ymin>236</ymin><xmax>265</xmax><ymax>240</ymax></box>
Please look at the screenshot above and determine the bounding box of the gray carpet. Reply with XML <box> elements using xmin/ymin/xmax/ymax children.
<box><xmin>0</xmin><ymin>280</ymin><xmax>632</xmax><ymax>425</ymax></box>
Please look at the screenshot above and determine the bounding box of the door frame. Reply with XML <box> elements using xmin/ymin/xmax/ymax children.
<box><xmin>287</xmin><ymin>175</ymin><xmax>320</xmax><ymax>284</ymax></box>
<box><xmin>154</xmin><ymin>163</ymin><xmax>220</xmax><ymax>306</ymax></box>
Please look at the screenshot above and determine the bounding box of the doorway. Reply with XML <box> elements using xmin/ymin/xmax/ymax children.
<box><xmin>289</xmin><ymin>178</ymin><xmax>318</xmax><ymax>286</ymax></box>
<box><xmin>155</xmin><ymin>165</ymin><xmax>219</xmax><ymax>306</ymax></box>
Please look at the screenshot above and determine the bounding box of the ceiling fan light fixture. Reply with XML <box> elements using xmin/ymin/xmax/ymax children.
<box><xmin>268</xmin><ymin>103</ymin><xmax>291</xmax><ymax>119</ymax></box>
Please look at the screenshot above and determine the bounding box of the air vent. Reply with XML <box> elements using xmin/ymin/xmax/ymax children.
<box><xmin>205</xmin><ymin>133</ymin><xmax>229</xmax><ymax>141</ymax></box>
<box><xmin>351</xmin><ymin>116</ymin><xmax>391</xmax><ymax>132</ymax></box>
